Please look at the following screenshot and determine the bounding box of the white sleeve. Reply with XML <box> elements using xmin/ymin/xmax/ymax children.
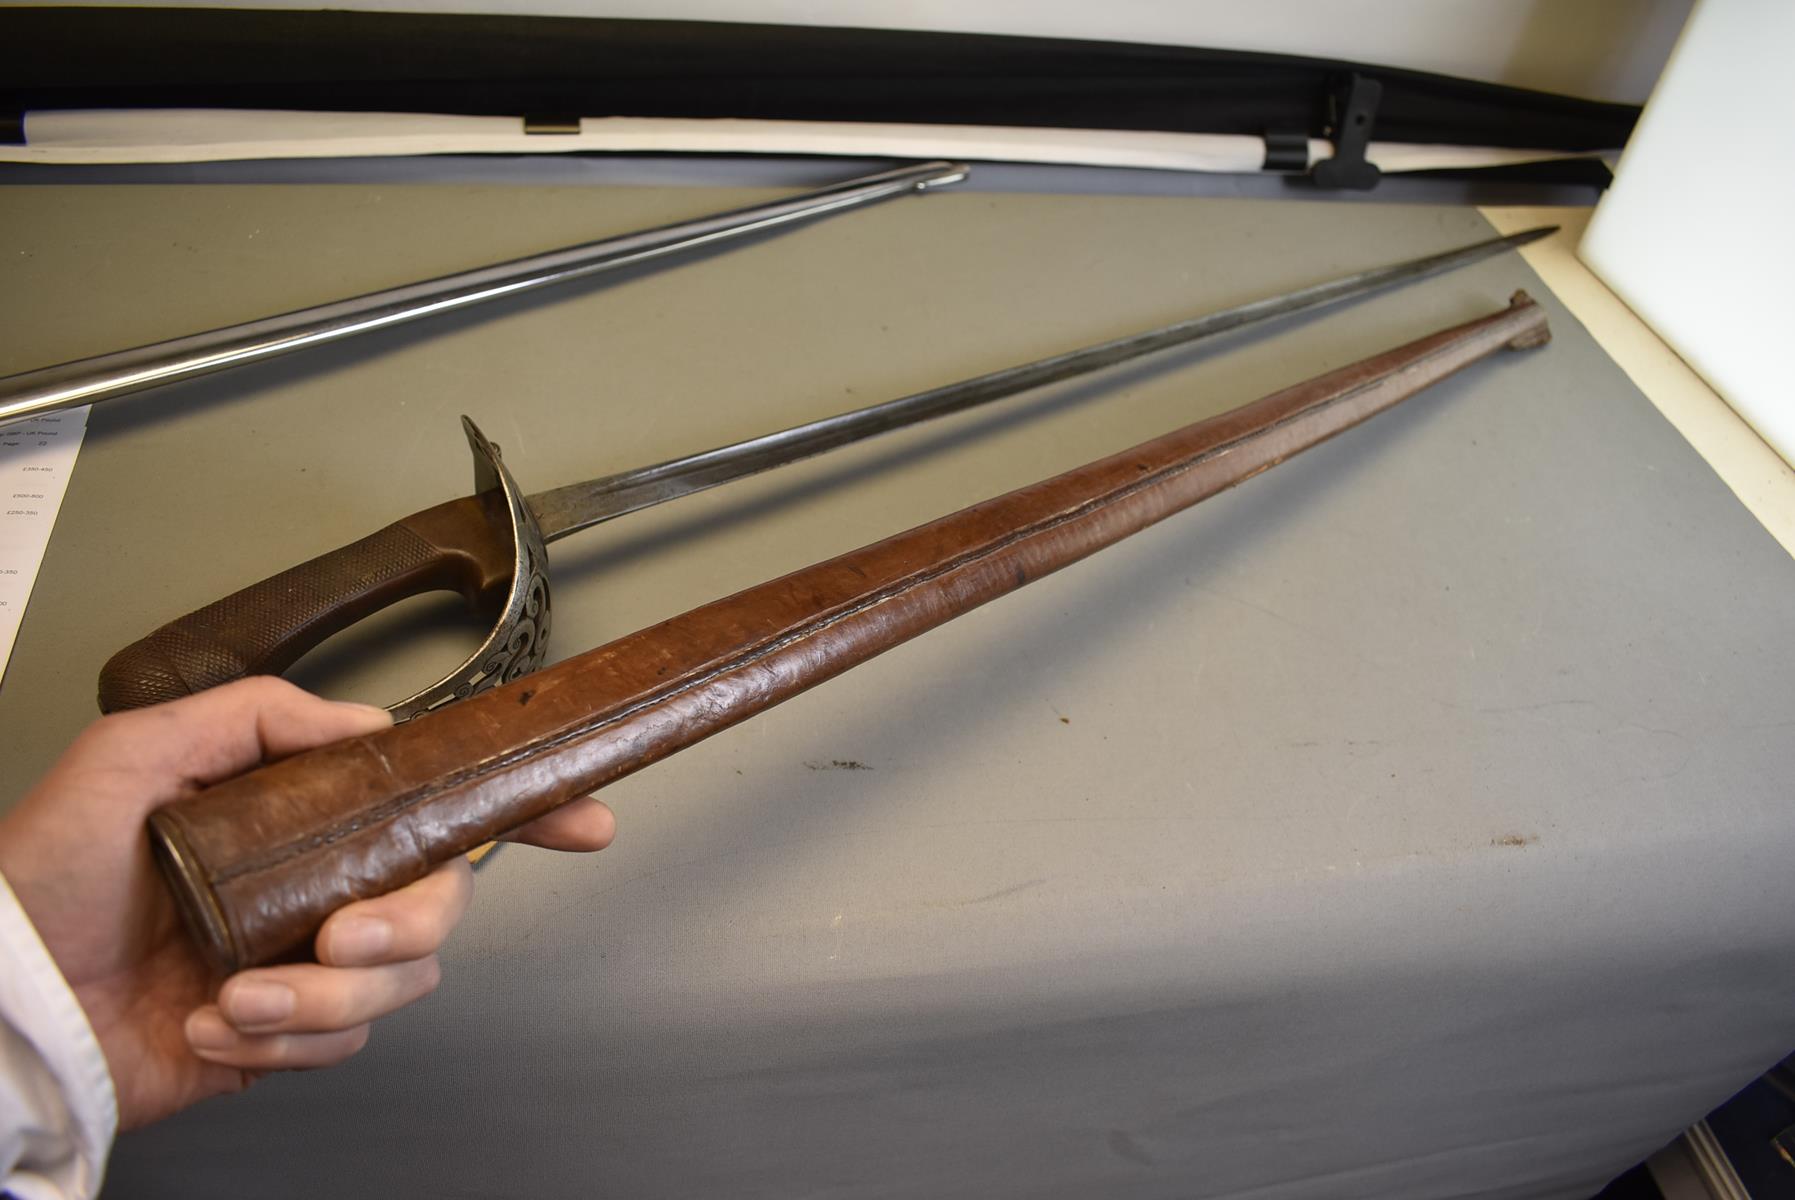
<box><xmin>0</xmin><ymin>870</ymin><xmax>117</xmax><ymax>1200</ymax></box>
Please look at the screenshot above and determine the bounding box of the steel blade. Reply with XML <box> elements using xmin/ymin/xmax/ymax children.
<box><xmin>526</xmin><ymin>225</ymin><xmax>1555</xmax><ymax>541</ymax></box>
<box><xmin>0</xmin><ymin>159</ymin><xmax>968</xmax><ymax>426</ymax></box>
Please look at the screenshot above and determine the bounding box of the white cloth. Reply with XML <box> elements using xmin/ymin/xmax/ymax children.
<box><xmin>0</xmin><ymin>871</ymin><xmax>115</xmax><ymax>1200</ymax></box>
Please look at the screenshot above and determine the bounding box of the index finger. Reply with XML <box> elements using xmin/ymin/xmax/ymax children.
<box><xmin>75</xmin><ymin>677</ymin><xmax>391</xmax><ymax>797</ymax></box>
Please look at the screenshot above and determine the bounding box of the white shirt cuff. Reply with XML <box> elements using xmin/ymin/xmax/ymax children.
<box><xmin>0</xmin><ymin>869</ymin><xmax>117</xmax><ymax>1200</ymax></box>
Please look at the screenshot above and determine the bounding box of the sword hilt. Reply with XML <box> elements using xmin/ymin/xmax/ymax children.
<box><xmin>97</xmin><ymin>419</ymin><xmax>551</xmax><ymax>720</ymax></box>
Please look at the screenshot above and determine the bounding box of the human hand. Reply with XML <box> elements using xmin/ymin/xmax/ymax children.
<box><xmin>0</xmin><ymin>677</ymin><xmax>615</xmax><ymax>1130</ymax></box>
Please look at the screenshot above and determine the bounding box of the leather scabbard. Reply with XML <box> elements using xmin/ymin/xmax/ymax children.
<box><xmin>149</xmin><ymin>292</ymin><xmax>1551</xmax><ymax>972</ymax></box>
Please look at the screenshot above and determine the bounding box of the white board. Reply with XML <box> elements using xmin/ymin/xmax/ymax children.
<box><xmin>1580</xmin><ymin>0</ymin><xmax>1795</xmax><ymax>467</ymax></box>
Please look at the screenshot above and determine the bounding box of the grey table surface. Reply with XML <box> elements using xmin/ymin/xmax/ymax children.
<box><xmin>1</xmin><ymin>175</ymin><xmax>1792</xmax><ymax>1200</ymax></box>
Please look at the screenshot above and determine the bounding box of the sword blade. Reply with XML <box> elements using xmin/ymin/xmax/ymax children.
<box><xmin>526</xmin><ymin>225</ymin><xmax>1555</xmax><ymax>542</ymax></box>
<box><xmin>0</xmin><ymin>159</ymin><xmax>967</xmax><ymax>426</ymax></box>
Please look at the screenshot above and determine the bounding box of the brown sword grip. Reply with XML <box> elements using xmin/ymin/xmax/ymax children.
<box><xmin>97</xmin><ymin>496</ymin><xmax>515</xmax><ymax>713</ymax></box>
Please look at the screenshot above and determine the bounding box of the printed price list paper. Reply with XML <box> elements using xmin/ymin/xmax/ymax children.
<box><xmin>0</xmin><ymin>408</ymin><xmax>88</xmax><ymax>683</ymax></box>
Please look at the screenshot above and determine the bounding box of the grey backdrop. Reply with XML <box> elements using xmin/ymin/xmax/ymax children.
<box><xmin>1</xmin><ymin>175</ymin><xmax>1791</xmax><ymax>1199</ymax></box>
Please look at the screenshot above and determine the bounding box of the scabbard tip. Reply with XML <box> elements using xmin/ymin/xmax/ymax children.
<box><xmin>1503</xmin><ymin>290</ymin><xmax>1552</xmax><ymax>349</ymax></box>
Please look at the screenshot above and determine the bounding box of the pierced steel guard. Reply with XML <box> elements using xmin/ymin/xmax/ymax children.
<box><xmin>391</xmin><ymin>419</ymin><xmax>551</xmax><ymax>722</ymax></box>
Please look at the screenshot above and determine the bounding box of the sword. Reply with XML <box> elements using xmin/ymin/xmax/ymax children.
<box><xmin>98</xmin><ymin>225</ymin><xmax>1555</xmax><ymax>719</ymax></box>
<box><xmin>0</xmin><ymin>159</ymin><xmax>968</xmax><ymax>427</ymax></box>
<box><xmin>152</xmin><ymin>292</ymin><xmax>1554</xmax><ymax>973</ymax></box>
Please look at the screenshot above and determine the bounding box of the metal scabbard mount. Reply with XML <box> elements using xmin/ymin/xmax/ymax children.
<box><xmin>96</xmin><ymin>417</ymin><xmax>550</xmax><ymax>722</ymax></box>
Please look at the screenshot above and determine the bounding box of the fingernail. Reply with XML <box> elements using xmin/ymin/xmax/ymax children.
<box><xmin>329</xmin><ymin>915</ymin><xmax>392</xmax><ymax>964</ymax></box>
<box><xmin>185</xmin><ymin>1008</ymin><xmax>239</xmax><ymax>1054</ymax></box>
<box><xmin>225</xmin><ymin>980</ymin><xmax>295</xmax><ymax>1029</ymax></box>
